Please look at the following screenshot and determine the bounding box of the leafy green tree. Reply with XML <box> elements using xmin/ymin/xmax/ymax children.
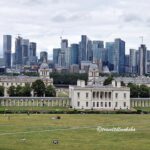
<box><xmin>16</xmin><ymin>85</ymin><xmax>23</xmax><ymax>97</ymax></box>
<box><xmin>128</xmin><ymin>83</ymin><xmax>140</xmax><ymax>98</ymax></box>
<box><xmin>0</xmin><ymin>86</ymin><xmax>4</xmax><ymax>96</ymax></box>
<box><xmin>45</xmin><ymin>85</ymin><xmax>56</xmax><ymax>97</ymax></box>
<box><xmin>139</xmin><ymin>85</ymin><xmax>150</xmax><ymax>98</ymax></box>
<box><xmin>103</xmin><ymin>76</ymin><xmax>113</xmax><ymax>86</ymax></box>
<box><xmin>7</xmin><ymin>86</ymin><xmax>16</xmax><ymax>97</ymax></box>
<box><xmin>22</xmin><ymin>84</ymin><xmax>32</xmax><ymax>97</ymax></box>
<box><xmin>32</xmin><ymin>80</ymin><xmax>45</xmax><ymax>97</ymax></box>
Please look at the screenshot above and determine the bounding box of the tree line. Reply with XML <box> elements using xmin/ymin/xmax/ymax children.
<box><xmin>50</xmin><ymin>73</ymin><xmax>88</xmax><ymax>85</ymax></box>
<box><xmin>0</xmin><ymin>80</ymin><xmax>56</xmax><ymax>97</ymax></box>
<box><xmin>103</xmin><ymin>76</ymin><xmax>150</xmax><ymax>98</ymax></box>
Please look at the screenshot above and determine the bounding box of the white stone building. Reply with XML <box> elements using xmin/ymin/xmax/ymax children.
<box><xmin>0</xmin><ymin>61</ymin><xmax>53</xmax><ymax>97</ymax></box>
<box><xmin>69</xmin><ymin>80</ymin><xmax>130</xmax><ymax>110</ymax></box>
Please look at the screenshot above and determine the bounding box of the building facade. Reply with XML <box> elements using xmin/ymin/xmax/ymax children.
<box><xmin>69</xmin><ymin>80</ymin><xmax>130</xmax><ymax>110</ymax></box>
<box><xmin>0</xmin><ymin>61</ymin><xmax>53</xmax><ymax>97</ymax></box>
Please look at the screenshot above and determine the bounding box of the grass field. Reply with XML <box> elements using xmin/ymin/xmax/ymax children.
<box><xmin>0</xmin><ymin>114</ymin><xmax>150</xmax><ymax>150</ymax></box>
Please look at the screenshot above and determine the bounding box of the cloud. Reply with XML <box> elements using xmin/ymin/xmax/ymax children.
<box><xmin>0</xmin><ymin>0</ymin><xmax>150</xmax><ymax>58</ymax></box>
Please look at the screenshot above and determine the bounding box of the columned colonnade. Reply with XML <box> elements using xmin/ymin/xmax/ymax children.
<box><xmin>131</xmin><ymin>98</ymin><xmax>150</xmax><ymax>107</ymax></box>
<box><xmin>0</xmin><ymin>97</ymin><xmax>71</xmax><ymax>107</ymax></box>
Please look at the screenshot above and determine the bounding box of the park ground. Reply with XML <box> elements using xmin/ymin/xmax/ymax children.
<box><xmin>0</xmin><ymin>114</ymin><xmax>150</xmax><ymax>150</ymax></box>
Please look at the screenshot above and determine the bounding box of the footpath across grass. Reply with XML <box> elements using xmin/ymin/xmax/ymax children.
<box><xmin>0</xmin><ymin>114</ymin><xmax>150</xmax><ymax>150</ymax></box>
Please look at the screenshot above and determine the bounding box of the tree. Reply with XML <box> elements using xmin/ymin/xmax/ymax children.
<box><xmin>45</xmin><ymin>85</ymin><xmax>56</xmax><ymax>97</ymax></box>
<box><xmin>128</xmin><ymin>83</ymin><xmax>140</xmax><ymax>98</ymax></box>
<box><xmin>103</xmin><ymin>76</ymin><xmax>113</xmax><ymax>86</ymax></box>
<box><xmin>7</xmin><ymin>86</ymin><xmax>16</xmax><ymax>97</ymax></box>
<box><xmin>16</xmin><ymin>85</ymin><xmax>23</xmax><ymax>97</ymax></box>
<box><xmin>22</xmin><ymin>84</ymin><xmax>32</xmax><ymax>97</ymax></box>
<box><xmin>139</xmin><ymin>85</ymin><xmax>150</xmax><ymax>98</ymax></box>
<box><xmin>32</xmin><ymin>80</ymin><xmax>45</xmax><ymax>97</ymax></box>
<box><xmin>0</xmin><ymin>86</ymin><xmax>4</xmax><ymax>96</ymax></box>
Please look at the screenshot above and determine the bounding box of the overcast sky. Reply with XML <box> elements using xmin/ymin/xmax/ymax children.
<box><xmin>0</xmin><ymin>0</ymin><xmax>150</xmax><ymax>59</ymax></box>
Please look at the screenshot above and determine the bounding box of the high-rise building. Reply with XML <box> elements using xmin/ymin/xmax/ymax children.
<box><xmin>79</xmin><ymin>35</ymin><xmax>92</xmax><ymax>63</ymax></box>
<box><xmin>70</xmin><ymin>44</ymin><xmax>79</xmax><ymax>65</ymax></box>
<box><xmin>114</xmin><ymin>39</ymin><xmax>125</xmax><ymax>74</ymax></box>
<box><xmin>92</xmin><ymin>41</ymin><xmax>104</xmax><ymax>63</ymax></box>
<box><xmin>125</xmin><ymin>55</ymin><xmax>130</xmax><ymax>73</ymax></box>
<box><xmin>3</xmin><ymin>35</ymin><xmax>12</xmax><ymax>68</ymax></box>
<box><xmin>22</xmin><ymin>39</ymin><xmax>29</xmax><ymax>65</ymax></box>
<box><xmin>29</xmin><ymin>42</ymin><xmax>37</xmax><ymax>65</ymax></box>
<box><xmin>60</xmin><ymin>39</ymin><xmax>68</xmax><ymax>67</ymax></box>
<box><xmin>15</xmin><ymin>36</ymin><xmax>23</xmax><ymax>66</ymax></box>
<box><xmin>106</xmin><ymin>42</ymin><xmax>115</xmax><ymax>71</ymax></box>
<box><xmin>53</xmin><ymin>48</ymin><xmax>61</xmax><ymax>66</ymax></box>
<box><xmin>40</xmin><ymin>51</ymin><xmax>48</xmax><ymax>63</ymax></box>
<box><xmin>139</xmin><ymin>44</ymin><xmax>147</xmax><ymax>76</ymax></box>
<box><xmin>129</xmin><ymin>49</ymin><xmax>138</xmax><ymax>74</ymax></box>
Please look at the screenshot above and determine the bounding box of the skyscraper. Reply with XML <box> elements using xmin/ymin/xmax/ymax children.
<box><xmin>29</xmin><ymin>42</ymin><xmax>37</xmax><ymax>65</ymax></box>
<box><xmin>53</xmin><ymin>48</ymin><xmax>61</xmax><ymax>66</ymax></box>
<box><xmin>22</xmin><ymin>39</ymin><xmax>29</xmax><ymax>65</ymax></box>
<box><xmin>70</xmin><ymin>44</ymin><xmax>79</xmax><ymax>65</ymax></box>
<box><xmin>92</xmin><ymin>41</ymin><xmax>104</xmax><ymax>63</ymax></box>
<box><xmin>79</xmin><ymin>35</ymin><xmax>92</xmax><ymax>63</ymax></box>
<box><xmin>40</xmin><ymin>51</ymin><xmax>48</xmax><ymax>63</ymax></box>
<box><xmin>106</xmin><ymin>42</ymin><xmax>115</xmax><ymax>71</ymax></box>
<box><xmin>3</xmin><ymin>35</ymin><xmax>12</xmax><ymax>68</ymax></box>
<box><xmin>15</xmin><ymin>36</ymin><xmax>23</xmax><ymax>66</ymax></box>
<box><xmin>114</xmin><ymin>39</ymin><xmax>125</xmax><ymax>74</ymax></box>
<box><xmin>139</xmin><ymin>44</ymin><xmax>147</xmax><ymax>76</ymax></box>
<box><xmin>129</xmin><ymin>49</ymin><xmax>138</xmax><ymax>74</ymax></box>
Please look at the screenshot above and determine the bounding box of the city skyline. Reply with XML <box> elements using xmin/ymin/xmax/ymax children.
<box><xmin>0</xmin><ymin>0</ymin><xmax>150</xmax><ymax>58</ymax></box>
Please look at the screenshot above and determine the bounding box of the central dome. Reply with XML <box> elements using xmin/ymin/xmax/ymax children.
<box><xmin>40</xmin><ymin>62</ymin><xmax>49</xmax><ymax>69</ymax></box>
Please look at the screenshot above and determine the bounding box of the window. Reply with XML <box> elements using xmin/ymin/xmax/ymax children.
<box><xmin>86</xmin><ymin>93</ymin><xmax>89</xmax><ymax>99</ymax></box>
<box><xmin>109</xmin><ymin>92</ymin><xmax>111</xmax><ymax>99</ymax></box>
<box><xmin>115</xmin><ymin>102</ymin><xmax>118</xmax><ymax>107</ymax></box>
<box><xmin>97</xmin><ymin>102</ymin><xmax>99</xmax><ymax>107</ymax></box>
<box><xmin>97</xmin><ymin>92</ymin><xmax>99</xmax><ymax>98</ymax></box>
<box><xmin>109</xmin><ymin>102</ymin><xmax>111</xmax><ymax>107</ymax></box>
<box><xmin>93</xmin><ymin>102</ymin><xmax>95</xmax><ymax>107</ymax></box>
<box><xmin>86</xmin><ymin>102</ymin><xmax>88</xmax><ymax>107</ymax></box>
<box><xmin>77</xmin><ymin>92</ymin><xmax>80</xmax><ymax>98</ymax></box>
<box><xmin>124</xmin><ymin>102</ymin><xmax>126</xmax><ymax>107</ymax></box>
<box><xmin>93</xmin><ymin>92</ymin><xmax>96</xmax><ymax>98</ymax></box>
<box><xmin>124</xmin><ymin>93</ymin><xmax>126</xmax><ymax>99</ymax></box>
<box><xmin>115</xmin><ymin>93</ymin><xmax>118</xmax><ymax>99</ymax></box>
<box><xmin>105</xmin><ymin>102</ymin><xmax>107</xmax><ymax>107</ymax></box>
<box><xmin>77</xmin><ymin>101</ymin><xmax>80</xmax><ymax>107</ymax></box>
<box><xmin>101</xmin><ymin>102</ymin><xmax>103</xmax><ymax>107</ymax></box>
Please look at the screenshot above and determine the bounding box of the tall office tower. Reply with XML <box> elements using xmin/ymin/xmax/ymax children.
<box><xmin>147</xmin><ymin>50</ymin><xmax>150</xmax><ymax>74</ymax></box>
<box><xmin>79</xmin><ymin>35</ymin><xmax>92</xmax><ymax>63</ymax></box>
<box><xmin>87</xmin><ymin>40</ymin><xmax>93</xmax><ymax>61</ymax></box>
<box><xmin>70</xmin><ymin>44</ymin><xmax>79</xmax><ymax>65</ymax></box>
<box><xmin>129</xmin><ymin>49</ymin><xmax>138</xmax><ymax>74</ymax></box>
<box><xmin>3</xmin><ymin>35</ymin><xmax>12</xmax><ymax>68</ymax></box>
<box><xmin>92</xmin><ymin>41</ymin><xmax>104</xmax><ymax>63</ymax></box>
<box><xmin>53</xmin><ymin>48</ymin><xmax>61</xmax><ymax>66</ymax></box>
<box><xmin>40</xmin><ymin>51</ymin><xmax>48</xmax><ymax>63</ymax></box>
<box><xmin>15</xmin><ymin>36</ymin><xmax>23</xmax><ymax>66</ymax></box>
<box><xmin>29</xmin><ymin>42</ymin><xmax>37</xmax><ymax>65</ymax></box>
<box><xmin>21</xmin><ymin>39</ymin><xmax>29</xmax><ymax>65</ymax></box>
<box><xmin>106</xmin><ymin>42</ymin><xmax>115</xmax><ymax>71</ymax></box>
<box><xmin>12</xmin><ymin>53</ymin><xmax>16</xmax><ymax>67</ymax></box>
<box><xmin>139</xmin><ymin>44</ymin><xmax>147</xmax><ymax>76</ymax></box>
<box><xmin>125</xmin><ymin>55</ymin><xmax>130</xmax><ymax>73</ymax></box>
<box><xmin>60</xmin><ymin>39</ymin><xmax>68</xmax><ymax>67</ymax></box>
<box><xmin>114</xmin><ymin>39</ymin><xmax>125</xmax><ymax>74</ymax></box>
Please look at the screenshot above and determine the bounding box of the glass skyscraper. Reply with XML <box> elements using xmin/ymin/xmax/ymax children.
<box><xmin>70</xmin><ymin>44</ymin><xmax>79</xmax><ymax>65</ymax></box>
<box><xmin>3</xmin><ymin>35</ymin><xmax>12</xmax><ymax>68</ymax></box>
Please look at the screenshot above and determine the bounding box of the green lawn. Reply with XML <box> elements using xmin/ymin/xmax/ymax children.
<box><xmin>0</xmin><ymin>114</ymin><xmax>150</xmax><ymax>150</ymax></box>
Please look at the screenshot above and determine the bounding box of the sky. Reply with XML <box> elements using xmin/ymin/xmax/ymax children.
<box><xmin>0</xmin><ymin>0</ymin><xmax>150</xmax><ymax>59</ymax></box>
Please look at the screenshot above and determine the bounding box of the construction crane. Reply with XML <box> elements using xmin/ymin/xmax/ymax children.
<box><xmin>139</xmin><ymin>36</ymin><xmax>144</xmax><ymax>44</ymax></box>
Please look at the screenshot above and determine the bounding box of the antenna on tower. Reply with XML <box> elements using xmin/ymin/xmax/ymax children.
<box><xmin>140</xmin><ymin>36</ymin><xmax>144</xmax><ymax>44</ymax></box>
<box><xmin>60</xmin><ymin>30</ymin><xmax>64</xmax><ymax>41</ymax></box>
